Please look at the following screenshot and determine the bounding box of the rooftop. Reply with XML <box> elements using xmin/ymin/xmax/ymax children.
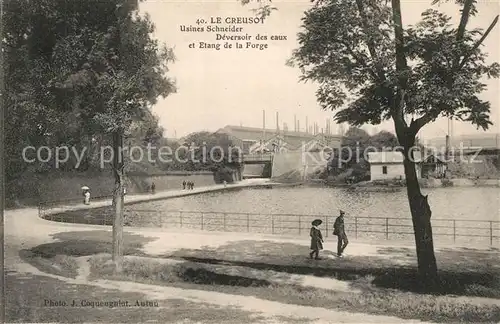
<box><xmin>367</xmin><ymin>151</ymin><xmax>422</xmax><ymax>164</ymax></box>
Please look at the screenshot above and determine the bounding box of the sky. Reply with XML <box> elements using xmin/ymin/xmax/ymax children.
<box><xmin>139</xmin><ymin>0</ymin><xmax>500</xmax><ymax>141</ymax></box>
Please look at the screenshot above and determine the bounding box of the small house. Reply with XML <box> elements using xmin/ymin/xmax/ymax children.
<box><xmin>421</xmin><ymin>154</ymin><xmax>447</xmax><ymax>178</ymax></box>
<box><xmin>367</xmin><ymin>151</ymin><xmax>422</xmax><ymax>181</ymax></box>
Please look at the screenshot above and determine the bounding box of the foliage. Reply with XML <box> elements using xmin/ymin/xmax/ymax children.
<box><xmin>288</xmin><ymin>0</ymin><xmax>499</xmax><ymax>132</ymax></box>
<box><xmin>369</xmin><ymin>131</ymin><xmax>399</xmax><ymax>151</ymax></box>
<box><xmin>160</xmin><ymin>131</ymin><xmax>242</xmax><ymax>172</ymax></box>
<box><xmin>4</xmin><ymin>0</ymin><xmax>174</xmax><ymax>182</ymax></box>
<box><xmin>331</xmin><ymin>127</ymin><xmax>398</xmax><ymax>170</ymax></box>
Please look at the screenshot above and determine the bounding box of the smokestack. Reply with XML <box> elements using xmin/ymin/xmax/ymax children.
<box><xmin>283</xmin><ymin>122</ymin><xmax>287</xmax><ymax>133</ymax></box>
<box><xmin>445</xmin><ymin>135</ymin><xmax>450</xmax><ymax>160</ymax></box>
<box><xmin>297</xmin><ymin>120</ymin><xmax>300</xmax><ymax>132</ymax></box>
<box><xmin>294</xmin><ymin>115</ymin><xmax>297</xmax><ymax>132</ymax></box>
<box><xmin>276</xmin><ymin>112</ymin><xmax>279</xmax><ymax>132</ymax></box>
<box><xmin>306</xmin><ymin>116</ymin><xmax>309</xmax><ymax>134</ymax></box>
<box><xmin>263</xmin><ymin>110</ymin><xmax>266</xmax><ymax>141</ymax></box>
<box><xmin>321</xmin><ymin>127</ymin><xmax>324</xmax><ymax>134</ymax></box>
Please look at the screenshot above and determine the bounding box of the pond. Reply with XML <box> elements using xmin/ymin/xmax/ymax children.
<box><xmin>48</xmin><ymin>186</ymin><xmax>499</xmax><ymax>246</ymax></box>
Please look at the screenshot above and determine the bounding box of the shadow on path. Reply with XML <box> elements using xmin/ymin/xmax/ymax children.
<box><xmin>165</xmin><ymin>240</ymin><xmax>500</xmax><ymax>298</ymax></box>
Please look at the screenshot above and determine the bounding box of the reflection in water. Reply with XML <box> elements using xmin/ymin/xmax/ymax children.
<box><xmin>134</xmin><ymin>186</ymin><xmax>499</xmax><ymax>221</ymax></box>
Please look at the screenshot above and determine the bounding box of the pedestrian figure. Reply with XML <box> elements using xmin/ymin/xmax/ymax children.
<box><xmin>223</xmin><ymin>180</ymin><xmax>227</xmax><ymax>188</ymax></box>
<box><xmin>309</xmin><ymin>219</ymin><xmax>324</xmax><ymax>260</ymax></box>
<box><xmin>182</xmin><ymin>180</ymin><xmax>186</xmax><ymax>190</ymax></box>
<box><xmin>191</xmin><ymin>181</ymin><xmax>194</xmax><ymax>190</ymax></box>
<box><xmin>81</xmin><ymin>186</ymin><xmax>91</xmax><ymax>205</ymax></box>
<box><xmin>333</xmin><ymin>210</ymin><xmax>348</xmax><ymax>257</ymax></box>
<box><xmin>151</xmin><ymin>182</ymin><xmax>156</xmax><ymax>194</ymax></box>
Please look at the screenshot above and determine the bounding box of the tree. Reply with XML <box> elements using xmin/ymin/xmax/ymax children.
<box><xmin>179</xmin><ymin>131</ymin><xmax>242</xmax><ymax>178</ymax></box>
<box><xmin>4</xmin><ymin>0</ymin><xmax>176</xmax><ymax>270</ymax></box>
<box><xmin>287</xmin><ymin>0</ymin><xmax>499</xmax><ymax>284</ymax></box>
<box><xmin>369</xmin><ymin>131</ymin><xmax>399</xmax><ymax>151</ymax></box>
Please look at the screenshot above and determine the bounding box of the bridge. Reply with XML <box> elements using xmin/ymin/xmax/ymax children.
<box><xmin>242</xmin><ymin>153</ymin><xmax>273</xmax><ymax>164</ymax></box>
<box><xmin>241</xmin><ymin>153</ymin><xmax>274</xmax><ymax>179</ymax></box>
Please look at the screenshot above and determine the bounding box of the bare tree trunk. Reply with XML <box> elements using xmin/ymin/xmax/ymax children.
<box><xmin>403</xmin><ymin>146</ymin><xmax>438</xmax><ymax>286</ymax></box>
<box><xmin>112</xmin><ymin>131</ymin><xmax>124</xmax><ymax>272</ymax></box>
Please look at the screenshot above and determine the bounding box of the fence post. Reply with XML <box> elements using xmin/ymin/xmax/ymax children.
<box><xmin>355</xmin><ymin>217</ymin><xmax>358</xmax><ymax>239</ymax></box>
<box><xmin>223</xmin><ymin>212</ymin><xmax>226</xmax><ymax>231</ymax></box>
<box><xmin>272</xmin><ymin>215</ymin><xmax>274</xmax><ymax>234</ymax></box>
<box><xmin>180</xmin><ymin>211</ymin><xmax>183</xmax><ymax>228</ymax></box>
<box><xmin>325</xmin><ymin>217</ymin><xmax>328</xmax><ymax>238</ymax></box>
<box><xmin>247</xmin><ymin>213</ymin><xmax>250</xmax><ymax>232</ymax></box>
<box><xmin>201</xmin><ymin>213</ymin><xmax>204</xmax><ymax>230</ymax></box>
<box><xmin>490</xmin><ymin>221</ymin><xmax>493</xmax><ymax>246</ymax></box>
<box><xmin>298</xmin><ymin>216</ymin><xmax>301</xmax><ymax>235</ymax></box>
<box><xmin>385</xmin><ymin>218</ymin><xmax>389</xmax><ymax>240</ymax></box>
<box><xmin>453</xmin><ymin>220</ymin><xmax>456</xmax><ymax>243</ymax></box>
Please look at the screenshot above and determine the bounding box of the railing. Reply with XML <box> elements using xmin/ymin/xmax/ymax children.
<box><xmin>39</xmin><ymin>207</ymin><xmax>500</xmax><ymax>246</ymax></box>
<box><xmin>38</xmin><ymin>195</ymin><xmax>113</xmax><ymax>218</ymax></box>
<box><xmin>243</xmin><ymin>153</ymin><xmax>273</xmax><ymax>162</ymax></box>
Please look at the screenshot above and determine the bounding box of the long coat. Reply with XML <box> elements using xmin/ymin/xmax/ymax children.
<box><xmin>333</xmin><ymin>216</ymin><xmax>345</xmax><ymax>236</ymax></box>
<box><xmin>310</xmin><ymin>227</ymin><xmax>324</xmax><ymax>251</ymax></box>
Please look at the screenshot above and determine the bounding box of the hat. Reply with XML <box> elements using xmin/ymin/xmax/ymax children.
<box><xmin>311</xmin><ymin>219</ymin><xmax>322</xmax><ymax>226</ymax></box>
<box><xmin>340</xmin><ymin>210</ymin><xmax>345</xmax><ymax>215</ymax></box>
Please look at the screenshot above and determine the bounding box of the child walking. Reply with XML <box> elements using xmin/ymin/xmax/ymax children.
<box><xmin>309</xmin><ymin>219</ymin><xmax>324</xmax><ymax>260</ymax></box>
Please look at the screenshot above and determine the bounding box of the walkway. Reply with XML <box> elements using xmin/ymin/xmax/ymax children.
<box><xmin>40</xmin><ymin>178</ymin><xmax>277</xmax><ymax>213</ymax></box>
<box><xmin>4</xmin><ymin>181</ymin><xmax>498</xmax><ymax>323</ymax></box>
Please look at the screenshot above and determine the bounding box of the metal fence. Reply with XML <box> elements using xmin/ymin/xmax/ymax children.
<box><xmin>40</xmin><ymin>206</ymin><xmax>500</xmax><ymax>246</ymax></box>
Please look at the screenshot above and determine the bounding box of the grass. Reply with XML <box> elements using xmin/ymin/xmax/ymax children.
<box><xmin>19</xmin><ymin>231</ymin><xmax>500</xmax><ymax>323</ymax></box>
<box><xmin>5</xmin><ymin>272</ymin><xmax>266</xmax><ymax>323</ymax></box>
<box><xmin>18</xmin><ymin>250</ymin><xmax>79</xmax><ymax>278</ymax></box>
<box><xmin>87</xmin><ymin>253</ymin><xmax>500</xmax><ymax>323</ymax></box>
<box><xmin>18</xmin><ymin>230</ymin><xmax>156</xmax><ymax>279</ymax></box>
<box><xmin>24</xmin><ymin>230</ymin><xmax>156</xmax><ymax>257</ymax></box>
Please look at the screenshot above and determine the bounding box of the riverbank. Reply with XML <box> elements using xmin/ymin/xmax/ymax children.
<box><xmin>330</xmin><ymin>177</ymin><xmax>500</xmax><ymax>192</ymax></box>
<box><xmin>38</xmin><ymin>178</ymin><xmax>279</xmax><ymax>213</ymax></box>
<box><xmin>5</xmin><ymin>204</ymin><xmax>500</xmax><ymax>323</ymax></box>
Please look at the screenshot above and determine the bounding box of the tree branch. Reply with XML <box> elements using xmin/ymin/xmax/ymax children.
<box><xmin>409</xmin><ymin>111</ymin><xmax>436</xmax><ymax>135</ymax></box>
<box><xmin>391</xmin><ymin>0</ymin><xmax>410</xmax><ymax>129</ymax></box>
<box><xmin>458</xmin><ymin>15</ymin><xmax>499</xmax><ymax>70</ymax></box>
<box><xmin>338</xmin><ymin>40</ymin><xmax>379</xmax><ymax>81</ymax></box>
<box><xmin>456</xmin><ymin>0</ymin><xmax>475</xmax><ymax>42</ymax></box>
<box><xmin>354</xmin><ymin>0</ymin><xmax>387</xmax><ymax>82</ymax></box>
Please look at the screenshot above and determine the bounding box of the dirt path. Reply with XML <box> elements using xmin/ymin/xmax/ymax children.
<box><xmin>8</xmin><ymin>256</ymin><xmax>429</xmax><ymax>324</ymax></box>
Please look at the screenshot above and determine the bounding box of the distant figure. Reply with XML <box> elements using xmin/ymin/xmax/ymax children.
<box><xmin>182</xmin><ymin>180</ymin><xmax>186</xmax><ymax>190</ymax></box>
<box><xmin>309</xmin><ymin>219</ymin><xmax>324</xmax><ymax>260</ymax></box>
<box><xmin>333</xmin><ymin>210</ymin><xmax>348</xmax><ymax>258</ymax></box>
<box><xmin>223</xmin><ymin>180</ymin><xmax>227</xmax><ymax>188</ymax></box>
<box><xmin>83</xmin><ymin>190</ymin><xmax>90</xmax><ymax>205</ymax></box>
<box><xmin>151</xmin><ymin>182</ymin><xmax>156</xmax><ymax>194</ymax></box>
<box><xmin>123</xmin><ymin>187</ymin><xmax>127</xmax><ymax>195</ymax></box>
<box><xmin>191</xmin><ymin>181</ymin><xmax>194</xmax><ymax>190</ymax></box>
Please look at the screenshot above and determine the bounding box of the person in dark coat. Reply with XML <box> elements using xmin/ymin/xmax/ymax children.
<box><xmin>333</xmin><ymin>210</ymin><xmax>348</xmax><ymax>257</ymax></box>
<box><xmin>151</xmin><ymin>182</ymin><xmax>156</xmax><ymax>194</ymax></box>
<box><xmin>182</xmin><ymin>180</ymin><xmax>186</xmax><ymax>190</ymax></box>
<box><xmin>309</xmin><ymin>220</ymin><xmax>324</xmax><ymax>260</ymax></box>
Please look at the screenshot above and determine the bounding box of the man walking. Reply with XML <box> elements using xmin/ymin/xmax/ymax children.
<box><xmin>333</xmin><ymin>210</ymin><xmax>348</xmax><ymax>258</ymax></box>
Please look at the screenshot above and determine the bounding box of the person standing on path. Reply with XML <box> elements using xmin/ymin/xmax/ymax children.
<box><xmin>83</xmin><ymin>190</ymin><xmax>91</xmax><ymax>205</ymax></box>
<box><xmin>309</xmin><ymin>219</ymin><xmax>324</xmax><ymax>260</ymax></box>
<box><xmin>182</xmin><ymin>180</ymin><xmax>186</xmax><ymax>190</ymax></box>
<box><xmin>151</xmin><ymin>182</ymin><xmax>156</xmax><ymax>194</ymax></box>
<box><xmin>333</xmin><ymin>210</ymin><xmax>348</xmax><ymax>257</ymax></box>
